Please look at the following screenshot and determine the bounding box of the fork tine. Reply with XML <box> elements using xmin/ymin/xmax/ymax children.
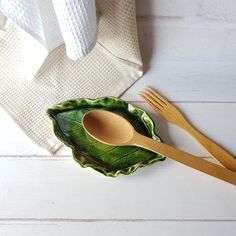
<box><xmin>139</xmin><ymin>91</ymin><xmax>165</xmax><ymax>109</ymax></box>
<box><xmin>143</xmin><ymin>89</ymin><xmax>166</xmax><ymax>107</ymax></box>
<box><xmin>145</xmin><ymin>87</ymin><xmax>168</xmax><ymax>106</ymax></box>
<box><xmin>139</xmin><ymin>92</ymin><xmax>164</xmax><ymax>112</ymax></box>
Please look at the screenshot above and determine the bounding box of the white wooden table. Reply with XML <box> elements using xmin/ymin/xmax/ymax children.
<box><xmin>1</xmin><ymin>1</ymin><xmax>236</xmax><ymax>235</ymax></box>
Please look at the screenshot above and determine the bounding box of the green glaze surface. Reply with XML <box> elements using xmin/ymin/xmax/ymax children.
<box><xmin>47</xmin><ymin>97</ymin><xmax>165</xmax><ymax>177</ymax></box>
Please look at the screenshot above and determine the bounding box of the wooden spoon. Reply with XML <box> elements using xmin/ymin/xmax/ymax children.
<box><xmin>82</xmin><ymin>110</ymin><xmax>236</xmax><ymax>185</ymax></box>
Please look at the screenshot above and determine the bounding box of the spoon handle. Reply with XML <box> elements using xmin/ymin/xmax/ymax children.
<box><xmin>184</xmin><ymin>123</ymin><xmax>236</xmax><ymax>171</ymax></box>
<box><xmin>132</xmin><ymin>134</ymin><xmax>236</xmax><ymax>185</ymax></box>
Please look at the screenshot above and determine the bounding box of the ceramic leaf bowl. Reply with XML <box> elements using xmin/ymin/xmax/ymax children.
<box><xmin>47</xmin><ymin>97</ymin><xmax>165</xmax><ymax>177</ymax></box>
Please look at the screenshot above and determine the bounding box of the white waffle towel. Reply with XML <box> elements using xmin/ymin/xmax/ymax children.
<box><xmin>0</xmin><ymin>0</ymin><xmax>97</xmax><ymax>79</ymax></box>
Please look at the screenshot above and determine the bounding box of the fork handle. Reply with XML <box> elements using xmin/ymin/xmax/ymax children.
<box><xmin>183</xmin><ymin>124</ymin><xmax>236</xmax><ymax>172</ymax></box>
<box><xmin>131</xmin><ymin>133</ymin><xmax>236</xmax><ymax>185</ymax></box>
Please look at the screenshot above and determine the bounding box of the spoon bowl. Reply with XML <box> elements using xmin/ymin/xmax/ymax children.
<box><xmin>82</xmin><ymin>110</ymin><xmax>135</xmax><ymax>146</ymax></box>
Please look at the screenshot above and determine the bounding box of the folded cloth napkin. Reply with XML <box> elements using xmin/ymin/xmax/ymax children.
<box><xmin>0</xmin><ymin>0</ymin><xmax>143</xmax><ymax>153</ymax></box>
<box><xmin>0</xmin><ymin>0</ymin><xmax>97</xmax><ymax>79</ymax></box>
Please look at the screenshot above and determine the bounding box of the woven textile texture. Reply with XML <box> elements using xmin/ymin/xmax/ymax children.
<box><xmin>0</xmin><ymin>0</ymin><xmax>97</xmax><ymax>79</ymax></box>
<box><xmin>0</xmin><ymin>0</ymin><xmax>97</xmax><ymax>59</ymax></box>
<box><xmin>0</xmin><ymin>0</ymin><xmax>143</xmax><ymax>153</ymax></box>
<box><xmin>0</xmin><ymin>11</ymin><xmax>6</xmax><ymax>30</ymax></box>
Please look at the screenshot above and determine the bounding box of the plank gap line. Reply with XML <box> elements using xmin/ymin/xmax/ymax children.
<box><xmin>0</xmin><ymin>218</ymin><xmax>235</xmax><ymax>223</ymax></box>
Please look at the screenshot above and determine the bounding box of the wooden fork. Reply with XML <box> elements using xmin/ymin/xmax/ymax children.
<box><xmin>139</xmin><ymin>87</ymin><xmax>236</xmax><ymax>172</ymax></box>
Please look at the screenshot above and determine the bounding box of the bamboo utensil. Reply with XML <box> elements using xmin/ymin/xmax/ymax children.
<box><xmin>139</xmin><ymin>87</ymin><xmax>236</xmax><ymax>172</ymax></box>
<box><xmin>82</xmin><ymin>110</ymin><xmax>236</xmax><ymax>185</ymax></box>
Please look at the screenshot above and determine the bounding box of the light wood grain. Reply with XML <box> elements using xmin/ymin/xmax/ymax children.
<box><xmin>0</xmin><ymin>158</ymin><xmax>235</xmax><ymax>219</ymax></box>
<box><xmin>0</xmin><ymin>221</ymin><xmax>236</xmax><ymax>236</ymax></box>
<box><xmin>121</xmin><ymin>62</ymin><xmax>236</xmax><ymax>102</ymax></box>
<box><xmin>122</xmin><ymin>17</ymin><xmax>236</xmax><ymax>101</ymax></box>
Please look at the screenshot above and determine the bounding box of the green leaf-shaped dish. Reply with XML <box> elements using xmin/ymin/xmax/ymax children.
<box><xmin>47</xmin><ymin>97</ymin><xmax>165</xmax><ymax>177</ymax></box>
